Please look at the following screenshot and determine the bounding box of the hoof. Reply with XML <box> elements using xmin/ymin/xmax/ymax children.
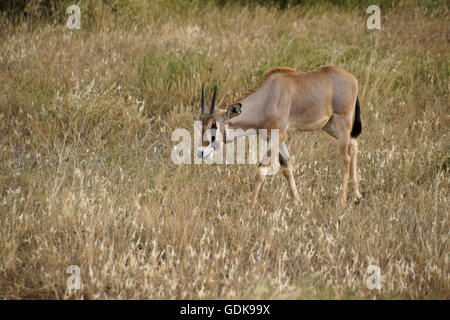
<box><xmin>353</xmin><ymin>191</ymin><xmax>364</xmax><ymax>204</ymax></box>
<box><xmin>293</xmin><ymin>196</ymin><xmax>302</xmax><ymax>206</ymax></box>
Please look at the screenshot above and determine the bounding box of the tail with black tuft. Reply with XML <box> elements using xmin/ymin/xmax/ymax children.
<box><xmin>350</xmin><ymin>96</ymin><xmax>362</xmax><ymax>138</ymax></box>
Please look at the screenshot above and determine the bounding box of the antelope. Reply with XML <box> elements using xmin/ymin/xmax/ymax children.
<box><xmin>197</xmin><ymin>66</ymin><xmax>362</xmax><ymax>210</ymax></box>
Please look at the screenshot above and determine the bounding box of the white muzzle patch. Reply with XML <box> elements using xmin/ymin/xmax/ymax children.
<box><xmin>196</xmin><ymin>145</ymin><xmax>215</xmax><ymax>160</ymax></box>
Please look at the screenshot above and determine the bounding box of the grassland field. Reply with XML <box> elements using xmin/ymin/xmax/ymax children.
<box><xmin>0</xmin><ymin>0</ymin><xmax>448</xmax><ymax>299</ymax></box>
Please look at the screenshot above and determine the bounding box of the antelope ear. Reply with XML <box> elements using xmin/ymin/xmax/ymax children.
<box><xmin>226</xmin><ymin>103</ymin><xmax>241</xmax><ymax>120</ymax></box>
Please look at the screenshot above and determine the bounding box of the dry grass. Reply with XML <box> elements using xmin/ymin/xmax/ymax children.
<box><xmin>0</xmin><ymin>0</ymin><xmax>448</xmax><ymax>299</ymax></box>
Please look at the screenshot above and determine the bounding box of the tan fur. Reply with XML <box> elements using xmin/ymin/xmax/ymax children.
<box><xmin>232</xmin><ymin>67</ymin><xmax>297</xmax><ymax>105</ymax></box>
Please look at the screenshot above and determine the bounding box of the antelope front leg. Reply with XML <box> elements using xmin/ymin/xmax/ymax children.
<box><xmin>281</xmin><ymin>162</ymin><xmax>299</xmax><ymax>201</ymax></box>
<box><xmin>249</xmin><ymin>162</ymin><xmax>271</xmax><ymax>210</ymax></box>
<box><xmin>249</xmin><ymin>129</ymin><xmax>282</xmax><ymax>211</ymax></box>
<box><xmin>279</xmin><ymin>142</ymin><xmax>299</xmax><ymax>202</ymax></box>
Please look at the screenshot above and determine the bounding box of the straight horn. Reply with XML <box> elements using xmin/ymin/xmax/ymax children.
<box><xmin>201</xmin><ymin>83</ymin><xmax>206</xmax><ymax>114</ymax></box>
<box><xmin>210</xmin><ymin>85</ymin><xmax>217</xmax><ymax>115</ymax></box>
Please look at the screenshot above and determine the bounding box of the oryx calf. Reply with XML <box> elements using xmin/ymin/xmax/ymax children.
<box><xmin>197</xmin><ymin>66</ymin><xmax>362</xmax><ymax>210</ymax></box>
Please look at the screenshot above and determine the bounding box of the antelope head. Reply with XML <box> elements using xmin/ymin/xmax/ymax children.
<box><xmin>196</xmin><ymin>84</ymin><xmax>242</xmax><ymax>160</ymax></box>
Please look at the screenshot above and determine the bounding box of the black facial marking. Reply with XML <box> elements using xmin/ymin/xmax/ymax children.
<box><xmin>211</xmin><ymin>122</ymin><xmax>217</xmax><ymax>142</ymax></box>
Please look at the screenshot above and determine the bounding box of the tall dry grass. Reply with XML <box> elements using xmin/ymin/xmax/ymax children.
<box><xmin>0</xmin><ymin>0</ymin><xmax>448</xmax><ymax>299</ymax></box>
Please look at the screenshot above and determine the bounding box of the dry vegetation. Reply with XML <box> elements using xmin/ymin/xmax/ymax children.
<box><xmin>0</xmin><ymin>0</ymin><xmax>448</xmax><ymax>299</ymax></box>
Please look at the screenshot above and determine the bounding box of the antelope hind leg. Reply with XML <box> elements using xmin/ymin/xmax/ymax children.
<box><xmin>349</xmin><ymin>138</ymin><xmax>362</xmax><ymax>202</ymax></box>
